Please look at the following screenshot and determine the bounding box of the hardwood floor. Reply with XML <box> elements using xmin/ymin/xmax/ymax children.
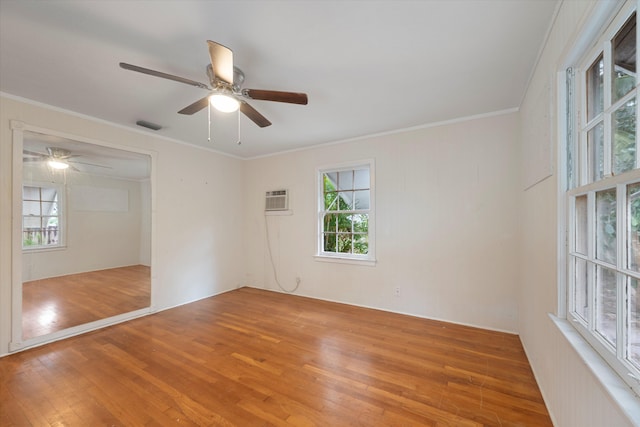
<box><xmin>22</xmin><ymin>265</ymin><xmax>151</xmax><ymax>340</ymax></box>
<box><xmin>1</xmin><ymin>287</ymin><xmax>552</xmax><ymax>426</ymax></box>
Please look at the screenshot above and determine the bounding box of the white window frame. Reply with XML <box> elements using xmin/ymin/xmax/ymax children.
<box><xmin>562</xmin><ymin>0</ymin><xmax>640</xmax><ymax>398</ymax></box>
<box><xmin>315</xmin><ymin>159</ymin><xmax>376</xmax><ymax>266</ymax></box>
<box><xmin>22</xmin><ymin>181</ymin><xmax>66</xmax><ymax>252</ymax></box>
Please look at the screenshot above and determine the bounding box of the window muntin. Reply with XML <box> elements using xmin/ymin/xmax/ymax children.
<box><xmin>587</xmin><ymin>54</ymin><xmax>604</xmax><ymax>121</ymax></box>
<box><xmin>22</xmin><ymin>184</ymin><xmax>63</xmax><ymax>250</ymax></box>
<box><xmin>318</xmin><ymin>161</ymin><xmax>374</xmax><ymax>261</ymax></box>
<box><xmin>567</xmin><ymin>5</ymin><xmax>640</xmax><ymax>395</ymax></box>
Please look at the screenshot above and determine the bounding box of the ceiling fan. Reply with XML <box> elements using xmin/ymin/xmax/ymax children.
<box><xmin>23</xmin><ymin>147</ymin><xmax>111</xmax><ymax>171</ymax></box>
<box><xmin>119</xmin><ymin>40</ymin><xmax>308</xmax><ymax>128</ymax></box>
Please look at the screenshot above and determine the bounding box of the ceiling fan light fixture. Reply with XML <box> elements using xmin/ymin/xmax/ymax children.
<box><xmin>48</xmin><ymin>159</ymin><xmax>69</xmax><ymax>170</ymax></box>
<box><xmin>209</xmin><ymin>93</ymin><xmax>239</xmax><ymax>113</ymax></box>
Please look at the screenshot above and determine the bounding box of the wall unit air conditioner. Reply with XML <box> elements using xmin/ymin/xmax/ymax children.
<box><xmin>265</xmin><ymin>189</ymin><xmax>288</xmax><ymax>211</ymax></box>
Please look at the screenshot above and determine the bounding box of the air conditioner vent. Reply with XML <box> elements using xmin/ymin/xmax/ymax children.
<box><xmin>265</xmin><ymin>189</ymin><xmax>288</xmax><ymax>211</ymax></box>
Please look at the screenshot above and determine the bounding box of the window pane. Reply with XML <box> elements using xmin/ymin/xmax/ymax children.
<box><xmin>587</xmin><ymin>54</ymin><xmax>604</xmax><ymax>121</ymax></box>
<box><xmin>44</xmin><ymin>216</ymin><xmax>58</xmax><ymax>228</ymax></box>
<box><xmin>596</xmin><ymin>189</ymin><xmax>617</xmax><ymax>264</ymax></box>
<box><xmin>353</xmin><ymin>234</ymin><xmax>368</xmax><ymax>255</ymax></box>
<box><xmin>613</xmin><ymin>14</ymin><xmax>636</xmax><ymax>102</ymax></box>
<box><xmin>41</xmin><ymin>201</ymin><xmax>57</xmax><ymax>216</ymax></box>
<box><xmin>588</xmin><ymin>122</ymin><xmax>605</xmax><ymax>182</ymax></box>
<box><xmin>337</xmin><ymin>234</ymin><xmax>351</xmax><ymax>253</ymax></box>
<box><xmin>335</xmin><ymin>191</ymin><xmax>351</xmax><ymax>210</ymax></box>
<box><xmin>354</xmin><ymin>169</ymin><xmax>369</xmax><ymax>190</ymax></box>
<box><xmin>323</xmin><ymin>214</ymin><xmax>337</xmax><ymax>232</ymax></box>
<box><xmin>324</xmin><ymin>172</ymin><xmax>338</xmax><ymax>188</ymax></box>
<box><xmin>337</xmin><ymin>214</ymin><xmax>352</xmax><ymax>232</ymax></box>
<box><xmin>23</xmin><ymin>230</ymin><xmax>43</xmax><ymax>247</ymax></box>
<box><xmin>23</xmin><ymin>216</ymin><xmax>41</xmax><ymax>229</ymax></box>
<box><xmin>352</xmin><ymin>214</ymin><xmax>368</xmax><ymax>233</ymax></box>
<box><xmin>354</xmin><ymin>190</ymin><xmax>370</xmax><ymax>210</ymax></box>
<box><xmin>323</xmin><ymin>233</ymin><xmax>336</xmax><ymax>252</ymax></box>
<box><xmin>575</xmin><ymin>195</ymin><xmax>588</xmax><ymax>254</ymax></box>
<box><xmin>338</xmin><ymin>171</ymin><xmax>354</xmax><ymax>191</ymax></box>
<box><xmin>324</xmin><ymin>192</ymin><xmax>338</xmax><ymax>210</ymax></box>
<box><xmin>596</xmin><ymin>266</ymin><xmax>617</xmax><ymax>346</ymax></box>
<box><xmin>23</xmin><ymin>200</ymin><xmax>41</xmax><ymax>216</ymax></box>
<box><xmin>628</xmin><ymin>277</ymin><xmax>640</xmax><ymax>369</ymax></box>
<box><xmin>42</xmin><ymin>227</ymin><xmax>59</xmax><ymax>245</ymax></box>
<box><xmin>574</xmin><ymin>257</ymin><xmax>589</xmax><ymax>321</ymax></box>
<box><xmin>628</xmin><ymin>183</ymin><xmax>640</xmax><ymax>272</ymax></box>
<box><xmin>613</xmin><ymin>98</ymin><xmax>637</xmax><ymax>175</ymax></box>
<box><xmin>22</xmin><ymin>186</ymin><xmax>40</xmax><ymax>200</ymax></box>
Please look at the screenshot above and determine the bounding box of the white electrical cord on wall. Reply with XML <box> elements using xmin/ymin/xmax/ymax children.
<box><xmin>264</xmin><ymin>214</ymin><xmax>300</xmax><ymax>293</ymax></box>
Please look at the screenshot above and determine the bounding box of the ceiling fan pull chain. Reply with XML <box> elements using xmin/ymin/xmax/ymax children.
<box><xmin>208</xmin><ymin>101</ymin><xmax>212</xmax><ymax>143</ymax></box>
<box><xmin>237</xmin><ymin>109</ymin><xmax>241</xmax><ymax>145</ymax></box>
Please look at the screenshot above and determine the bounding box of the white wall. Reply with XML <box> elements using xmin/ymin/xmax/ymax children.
<box><xmin>0</xmin><ymin>95</ymin><xmax>246</xmax><ymax>356</ymax></box>
<box><xmin>518</xmin><ymin>1</ymin><xmax>636</xmax><ymax>426</ymax></box>
<box><xmin>21</xmin><ymin>168</ymin><xmax>148</xmax><ymax>281</ymax></box>
<box><xmin>243</xmin><ymin>112</ymin><xmax>520</xmax><ymax>333</ymax></box>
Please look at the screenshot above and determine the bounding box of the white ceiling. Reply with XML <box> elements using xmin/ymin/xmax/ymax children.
<box><xmin>0</xmin><ymin>0</ymin><xmax>559</xmax><ymax>159</ymax></box>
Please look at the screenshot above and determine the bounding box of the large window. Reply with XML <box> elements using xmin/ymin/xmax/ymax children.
<box><xmin>566</xmin><ymin>3</ymin><xmax>640</xmax><ymax>395</ymax></box>
<box><xmin>317</xmin><ymin>160</ymin><xmax>375</xmax><ymax>263</ymax></box>
<box><xmin>22</xmin><ymin>184</ymin><xmax>64</xmax><ymax>250</ymax></box>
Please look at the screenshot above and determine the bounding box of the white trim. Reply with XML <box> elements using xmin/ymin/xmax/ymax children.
<box><xmin>251</xmin><ymin>286</ymin><xmax>517</xmax><ymax>334</ymax></box>
<box><xmin>9</xmin><ymin>307</ymin><xmax>152</xmax><ymax>353</ymax></box>
<box><xmin>313</xmin><ymin>255</ymin><xmax>376</xmax><ymax>267</ymax></box>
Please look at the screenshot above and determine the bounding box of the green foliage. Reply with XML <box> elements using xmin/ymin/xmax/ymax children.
<box><xmin>597</xmin><ymin>190</ymin><xmax>617</xmax><ymax>264</ymax></box>
<box><xmin>322</xmin><ymin>174</ymin><xmax>369</xmax><ymax>254</ymax></box>
<box><xmin>23</xmin><ymin>233</ymin><xmax>42</xmax><ymax>247</ymax></box>
<box><xmin>613</xmin><ymin>95</ymin><xmax>636</xmax><ymax>175</ymax></box>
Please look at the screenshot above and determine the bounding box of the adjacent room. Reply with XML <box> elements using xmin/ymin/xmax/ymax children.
<box><xmin>1</xmin><ymin>1</ymin><xmax>639</xmax><ymax>426</ymax></box>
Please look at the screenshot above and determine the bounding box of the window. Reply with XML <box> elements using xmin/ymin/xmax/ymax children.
<box><xmin>566</xmin><ymin>3</ymin><xmax>640</xmax><ymax>395</ymax></box>
<box><xmin>317</xmin><ymin>160</ymin><xmax>375</xmax><ymax>263</ymax></box>
<box><xmin>22</xmin><ymin>184</ymin><xmax>64</xmax><ymax>250</ymax></box>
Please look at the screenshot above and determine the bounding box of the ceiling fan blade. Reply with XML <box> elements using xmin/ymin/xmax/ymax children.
<box><xmin>23</xmin><ymin>150</ymin><xmax>46</xmax><ymax>157</ymax></box>
<box><xmin>240</xmin><ymin>101</ymin><xmax>272</xmax><ymax>128</ymax></box>
<box><xmin>243</xmin><ymin>89</ymin><xmax>308</xmax><ymax>105</ymax></box>
<box><xmin>120</xmin><ymin>62</ymin><xmax>210</xmax><ymax>90</ymax></box>
<box><xmin>23</xmin><ymin>157</ymin><xmax>44</xmax><ymax>163</ymax></box>
<box><xmin>207</xmin><ymin>40</ymin><xmax>234</xmax><ymax>84</ymax></box>
<box><xmin>178</xmin><ymin>96</ymin><xmax>210</xmax><ymax>115</ymax></box>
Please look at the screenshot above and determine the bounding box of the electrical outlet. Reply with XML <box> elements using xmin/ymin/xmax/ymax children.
<box><xmin>394</xmin><ymin>286</ymin><xmax>401</xmax><ymax>297</ymax></box>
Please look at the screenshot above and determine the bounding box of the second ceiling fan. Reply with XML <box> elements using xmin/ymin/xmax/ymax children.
<box><xmin>120</xmin><ymin>40</ymin><xmax>308</xmax><ymax>128</ymax></box>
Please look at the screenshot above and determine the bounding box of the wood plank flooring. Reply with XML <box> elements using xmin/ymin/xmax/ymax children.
<box><xmin>1</xmin><ymin>287</ymin><xmax>552</xmax><ymax>426</ymax></box>
<box><xmin>22</xmin><ymin>265</ymin><xmax>151</xmax><ymax>340</ymax></box>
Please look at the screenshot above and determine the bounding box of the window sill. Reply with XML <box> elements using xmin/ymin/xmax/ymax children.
<box><xmin>23</xmin><ymin>245</ymin><xmax>66</xmax><ymax>254</ymax></box>
<box><xmin>314</xmin><ymin>255</ymin><xmax>376</xmax><ymax>267</ymax></box>
<box><xmin>549</xmin><ymin>314</ymin><xmax>640</xmax><ymax>425</ymax></box>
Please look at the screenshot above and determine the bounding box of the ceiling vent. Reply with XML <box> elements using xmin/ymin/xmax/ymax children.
<box><xmin>265</xmin><ymin>189</ymin><xmax>288</xmax><ymax>211</ymax></box>
<box><xmin>136</xmin><ymin>120</ymin><xmax>162</xmax><ymax>131</ymax></box>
